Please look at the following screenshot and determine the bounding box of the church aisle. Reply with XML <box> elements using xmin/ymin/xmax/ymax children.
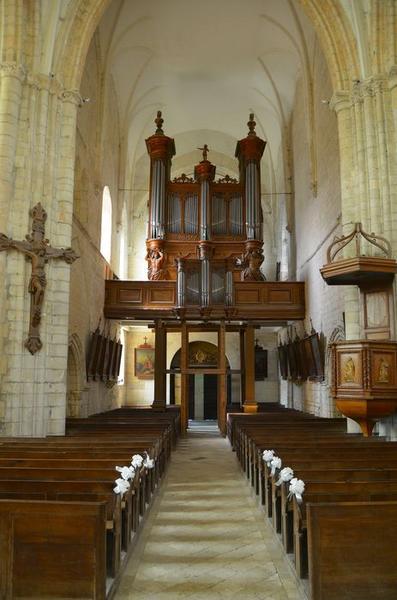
<box><xmin>115</xmin><ymin>423</ymin><xmax>306</xmax><ymax>600</ymax></box>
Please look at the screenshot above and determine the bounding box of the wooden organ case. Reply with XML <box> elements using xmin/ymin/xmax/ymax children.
<box><xmin>145</xmin><ymin>113</ymin><xmax>267</xmax><ymax>310</ymax></box>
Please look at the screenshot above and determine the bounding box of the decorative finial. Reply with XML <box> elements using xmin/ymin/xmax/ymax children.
<box><xmin>248</xmin><ymin>112</ymin><xmax>256</xmax><ymax>136</ymax></box>
<box><xmin>155</xmin><ymin>111</ymin><xmax>164</xmax><ymax>135</ymax></box>
<box><xmin>197</xmin><ymin>144</ymin><xmax>209</xmax><ymax>161</ymax></box>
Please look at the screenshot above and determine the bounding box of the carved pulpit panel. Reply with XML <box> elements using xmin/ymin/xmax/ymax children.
<box><xmin>331</xmin><ymin>340</ymin><xmax>397</xmax><ymax>436</ymax></box>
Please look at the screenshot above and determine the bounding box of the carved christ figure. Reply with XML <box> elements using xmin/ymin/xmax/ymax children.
<box><xmin>0</xmin><ymin>203</ymin><xmax>78</xmax><ymax>354</ymax></box>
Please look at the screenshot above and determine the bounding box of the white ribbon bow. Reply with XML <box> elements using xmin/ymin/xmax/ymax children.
<box><xmin>270</xmin><ymin>456</ymin><xmax>282</xmax><ymax>476</ymax></box>
<box><xmin>288</xmin><ymin>478</ymin><xmax>305</xmax><ymax>502</ymax></box>
<box><xmin>262</xmin><ymin>449</ymin><xmax>275</xmax><ymax>465</ymax></box>
<box><xmin>113</xmin><ymin>478</ymin><xmax>130</xmax><ymax>497</ymax></box>
<box><xmin>276</xmin><ymin>467</ymin><xmax>294</xmax><ymax>486</ymax></box>
<box><xmin>143</xmin><ymin>452</ymin><xmax>155</xmax><ymax>469</ymax></box>
<box><xmin>115</xmin><ymin>465</ymin><xmax>135</xmax><ymax>480</ymax></box>
<box><xmin>131</xmin><ymin>454</ymin><xmax>144</xmax><ymax>468</ymax></box>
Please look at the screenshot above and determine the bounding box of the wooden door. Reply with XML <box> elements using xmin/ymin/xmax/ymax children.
<box><xmin>204</xmin><ymin>374</ymin><xmax>218</xmax><ymax>419</ymax></box>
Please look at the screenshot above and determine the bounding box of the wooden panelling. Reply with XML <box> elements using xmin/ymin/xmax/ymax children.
<box><xmin>235</xmin><ymin>289</ymin><xmax>261</xmax><ymax>303</ymax></box>
<box><xmin>267</xmin><ymin>288</ymin><xmax>292</xmax><ymax>303</ymax></box>
<box><xmin>148</xmin><ymin>288</ymin><xmax>175</xmax><ymax>304</ymax></box>
<box><xmin>104</xmin><ymin>280</ymin><xmax>305</xmax><ymax>321</ymax></box>
<box><xmin>119</xmin><ymin>287</ymin><xmax>143</xmax><ymax>303</ymax></box>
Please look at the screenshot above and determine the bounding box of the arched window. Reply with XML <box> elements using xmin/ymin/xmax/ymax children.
<box><xmin>119</xmin><ymin>204</ymin><xmax>127</xmax><ymax>278</ymax></box>
<box><xmin>100</xmin><ymin>186</ymin><xmax>112</xmax><ymax>262</ymax></box>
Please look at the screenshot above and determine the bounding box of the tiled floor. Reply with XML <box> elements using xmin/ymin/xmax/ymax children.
<box><xmin>115</xmin><ymin>423</ymin><xmax>307</xmax><ymax>600</ymax></box>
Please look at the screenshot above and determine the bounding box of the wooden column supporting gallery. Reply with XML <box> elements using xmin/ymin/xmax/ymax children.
<box><xmin>152</xmin><ymin>320</ymin><xmax>166</xmax><ymax>411</ymax></box>
<box><xmin>180</xmin><ymin>322</ymin><xmax>189</xmax><ymax>432</ymax></box>
<box><xmin>217</xmin><ymin>321</ymin><xmax>227</xmax><ymax>436</ymax></box>
<box><xmin>243</xmin><ymin>324</ymin><xmax>258</xmax><ymax>413</ymax></box>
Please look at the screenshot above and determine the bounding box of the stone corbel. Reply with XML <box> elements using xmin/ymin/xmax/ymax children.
<box><xmin>329</xmin><ymin>90</ymin><xmax>351</xmax><ymax>113</ymax></box>
<box><xmin>59</xmin><ymin>89</ymin><xmax>85</xmax><ymax>106</ymax></box>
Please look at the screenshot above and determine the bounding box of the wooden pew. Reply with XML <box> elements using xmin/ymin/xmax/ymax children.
<box><xmin>0</xmin><ymin>407</ymin><xmax>180</xmax><ymax>598</ymax></box>
<box><xmin>307</xmin><ymin>501</ymin><xmax>397</xmax><ymax>600</ymax></box>
<box><xmin>0</xmin><ymin>500</ymin><xmax>107</xmax><ymax>599</ymax></box>
<box><xmin>230</xmin><ymin>408</ymin><xmax>397</xmax><ymax>594</ymax></box>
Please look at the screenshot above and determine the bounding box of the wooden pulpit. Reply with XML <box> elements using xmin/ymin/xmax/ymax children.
<box><xmin>331</xmin><ymin>340</ymin><xmax>397</xmax><ymax>436</ymax></box>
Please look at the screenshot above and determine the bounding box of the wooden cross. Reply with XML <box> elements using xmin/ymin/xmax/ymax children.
<box><xmin>0</xmin><ymin>203</ymin><xmax>78</xmax><ymax>354</ymax></box>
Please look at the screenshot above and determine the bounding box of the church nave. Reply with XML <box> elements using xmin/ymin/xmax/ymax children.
<box><xmin>116</xmin><ymin>424</ymin><xmax>305</xmax><ymax>600</ymax></box>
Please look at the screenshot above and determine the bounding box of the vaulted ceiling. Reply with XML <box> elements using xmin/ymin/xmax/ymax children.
<box><xmin>97</xmin><ymin>0</ymin><xmax>317</xmax><ymax>187</ymax></box>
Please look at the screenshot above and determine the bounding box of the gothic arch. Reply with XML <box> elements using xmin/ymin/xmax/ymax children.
<box><xmin>322</xmin><ymin>325</ymin><xmax>345</xmax><ymax>416</ymax></box>
<box><xmin>66</xmin><ymin>333</ymin><xmax>85</xmax><ymax>418</ymax></box>
<box><xmin>53</xmin><ymin>0</ymin><xmax>358</xmax><ymax>94</ymax></box>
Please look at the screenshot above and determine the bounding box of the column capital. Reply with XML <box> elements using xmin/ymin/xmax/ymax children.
<box><xmin>0</xmin><ymin>61</ymin><xmax>26</xmax><ymax>82</ymax></box>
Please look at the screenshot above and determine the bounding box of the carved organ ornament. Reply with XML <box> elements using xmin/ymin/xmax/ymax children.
<box><xmin>145</xmin><ymin>112</ymin><xmax>267</xmax><ymax>309</ymax></box>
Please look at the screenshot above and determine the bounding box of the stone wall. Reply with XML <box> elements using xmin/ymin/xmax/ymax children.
<box><xmin>279</xmin><ymin>38</ymin><xmax>344</xmax><ymax>417</ymax></box>
<box><xmin>68</xmin><ymin>32</ymin><xmax>122</xmax><ymax>418</ymax></box>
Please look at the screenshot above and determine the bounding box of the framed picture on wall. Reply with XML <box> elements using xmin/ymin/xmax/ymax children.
<box><xmin>134</xmin><ymin>347</ymin><xmax>155</xmax><ymax>380</ymax></box>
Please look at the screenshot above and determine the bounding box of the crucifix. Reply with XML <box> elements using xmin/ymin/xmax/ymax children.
<box><xmin>0</xmin><ymin>203</ymin><xmax>78</xmax><ymax>354</ymax></box>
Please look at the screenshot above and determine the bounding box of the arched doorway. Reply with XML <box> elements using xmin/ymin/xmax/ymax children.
<box><xmin>66</xmin><ymin>334</ymin><xmax>84</xmax><ymax>418</ymax></box>
<box><xmin>169</xmin><ymin>341</ymin><xmax>231</xmax><ymax>421</ymax></box>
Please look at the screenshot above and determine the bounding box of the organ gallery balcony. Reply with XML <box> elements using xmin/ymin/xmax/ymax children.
<box><xmin>104</xmin><ymin>278</ymin><xmax>305</xmax><ymax>322</ymax></box>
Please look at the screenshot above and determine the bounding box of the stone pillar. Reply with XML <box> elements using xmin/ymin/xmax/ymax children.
<box><xmin>152</xmin><ymin>320</ymin><xmax>166</xmax><ymax>411</ymax></box>
<box><xmin>330</xmin><ymin>91</ymin><xmax>361</xmax><ymax>340</ymax></box>
<box><xmin>0</xmin><ymin>68</ymin><xmax>81</xmax><ymax>436</ymax></box>
<box><xmin>243</xmin><ymin>324</ymin><xmax>257</xmax><ymax>413</ymax></box>
<box><xmin>145</xmin><ymin>112</ymin><xmax>175</xmax><ymax>240</ymax></box>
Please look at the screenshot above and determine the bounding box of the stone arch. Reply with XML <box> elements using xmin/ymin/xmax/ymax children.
<box><xmin>53</xmin><ymin>0</ymin><xmax>359</xmax><ymax>94</ymax></box>
<box><xmin>322</xmin><ymin>325</ymin><xmax>345</xmax><ymax>417</ymax></box>
<box><xmin>66</xmin><ymin>333</ymin><xmax>85</xmax><ymax>418</ymax></box>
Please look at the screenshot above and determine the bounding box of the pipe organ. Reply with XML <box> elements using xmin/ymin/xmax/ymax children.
<box><xmin>145</xmin><ymin>112</ymin><xmax>267</xmax><ymax>310</ymax></box>
<box><xmin>105</xmin><ymin>111</ymin><xmax>306</xmax><ymax>432</ymax></box>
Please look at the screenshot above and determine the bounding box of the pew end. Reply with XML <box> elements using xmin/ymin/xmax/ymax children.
<box><xmin>307</xmin><ymin>501</ymin><xmax>397</xmax><ymax>600</ymax></box>
<box><xmin>0</xmin><ymin>500</ymin><xmax>107</xmax><ymax>599</ymax></box>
